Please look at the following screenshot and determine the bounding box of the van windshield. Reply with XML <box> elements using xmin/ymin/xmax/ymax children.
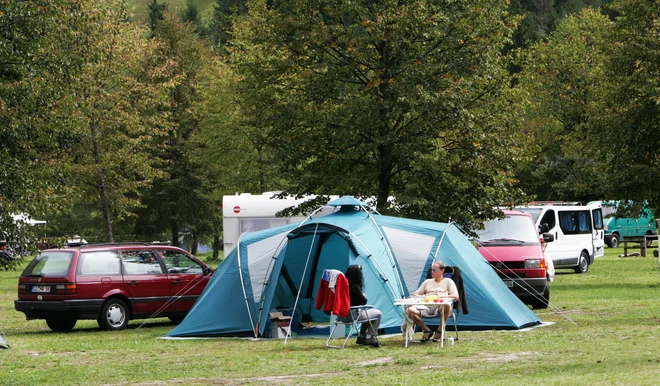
<box><xmin>475</xmin><ymin>216</ymin><xmax>539</xmax><ymax>243</ymax></box>
<box><xmin>516</xmin><ymin>208</ymin><xmax>542</xmax><ymax>222</ymax></box>
<box><xmin>602</xmin><ymin>203</ymin><xmax>617</xmax><ymax>218</ymax></box>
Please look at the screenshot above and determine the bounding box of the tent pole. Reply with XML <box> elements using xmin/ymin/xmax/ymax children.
<box><xmin>284</xmin><ymin>224</ymin><xmax>319</xmax><ymax>346</ymax></box>
<box><xmin>363</xmin><ymin>209</ymin><xmax>406</xmax><ymax>298</ymax></box>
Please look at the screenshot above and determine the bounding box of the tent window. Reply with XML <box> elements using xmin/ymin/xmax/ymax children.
<box><xmin>241</xmin><ymin>218</ymin><xmax>289</xmax><ymax>235</ymax></box>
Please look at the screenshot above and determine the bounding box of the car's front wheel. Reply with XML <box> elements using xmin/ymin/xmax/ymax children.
<box><xmin>574</xmin><ymin>251</ymin><xmax>590</xmax><ymax>273</ymax></box>
<box><xmin>98</xmin><ymin>298</ymin><xmax>129</xmax><ymax>331</ymax></box>
<box><xmin>530</xmin><ymin>286</ymin><xmax>550</xmax><ymax>309</ymax></box>
<box><xmin>46</xmin><ymin>318</ymin><xmax>77</xmax><ymax>332</ymax></box>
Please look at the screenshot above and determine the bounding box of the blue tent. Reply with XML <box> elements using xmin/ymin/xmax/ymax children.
<box><xmin>166</xmin><ymin>197</ymin><xmax>541</xmax><ymax>338</ymax></box>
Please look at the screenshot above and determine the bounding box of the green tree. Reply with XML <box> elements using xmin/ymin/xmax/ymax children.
<box><xmin>509</xmin><ymin>0</ymin><xmax>614</xmax><ymax>49</ymax></box>
<box><xmin>230</xmin><ymin>0</ymin><xmax>533</xmax><ymax>230</ymax></box>
<box><xmin>208</xmin><ymin>0</ymin><xmax>247</xmax><ymax>48</ymax></box>
<box><xmin>180</xmin><ymin>0</ymin><xmax>204</xmax><ymax>36</ymax></box>
<box><xmin>134</xmin><ymin>11</ymin><xmax>221</xmax><ymax>250</ymax></box>
<box><xmin>1</xmin><ymin>0</ymin><xmax>86</xmax><ymax>268</ymax></box>
<box><xmin>594</xmin><ymin>0</ymin><xmax>660</xmax><ymax>210</ymax></box>
<box><xmin>59</xmin><ymin>1</ymin><xmax>170</xmax><ymax>242</ymax></box>
<box><xmin>148</xmin><ymin>0</ymin><xmax>168</xmax><ymax>32</ymax></box>
<box><xmin>515</xmin><ymin>9</ymin><xmax>612</xmax><ymax>202</ymax></box>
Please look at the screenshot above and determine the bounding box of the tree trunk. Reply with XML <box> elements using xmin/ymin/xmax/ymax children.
<box><xmin>191</xmin><ymin>233</ymin><xmax>198</xmax><ymax>255</ymax></box>
<box><xmin>376</xmin><ymin>143</ymin><xmax>393</xmax><ymax>214</ymax></box>
<box><xmin>91</xmin><ymin>120</ymin><xmax>113</xmax><ymax>242</ymax></box>
<box><xmin>212</xmin><ymin>234</ymin><xmax>220</xmax><ymax>259</ymax></box>
<box><xmin>171</xmin><ymin>221</ymin><xmax>179</xmax><ymax>247</ymax></box>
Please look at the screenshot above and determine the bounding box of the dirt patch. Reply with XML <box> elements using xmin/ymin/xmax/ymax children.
<box><xmin>113</xmin><ymin>373</ymin><xmax>333</xmax><ymax>386</ymax></box>
<box><xmin>354</xmin><ymin>357</ymin><xmax>394</xmax><ymax>367</ymax></box>
<box><xmin>476</xmin><ymin>351</ymin><xmax>543</xmax><ymax>363</ymax></box>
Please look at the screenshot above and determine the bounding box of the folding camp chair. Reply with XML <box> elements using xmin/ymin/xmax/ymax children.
<box><xmin>417</xmin><ymin>266</ymin><xmax>461</xmax><ymax>341</ymax></box>
<box><xmin>315</xmin><ymin>269</ymin><xmax>380</xmax><ymax>348</ymax></box>
<box><xmin>326</xmin><ymin>305</ymin><xmax>380</xmax><ymax>349</ymax></box>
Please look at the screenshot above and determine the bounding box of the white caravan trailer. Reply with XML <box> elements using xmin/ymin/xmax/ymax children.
<box><xmin>222</xmin><ymin>193</ymin><xmax>340</xmax><ymax>256</ymax></box>
<box><xmin>515</xmin><ymin>202</ymin><xmax>604</xmax><ymax>273</ymax></box>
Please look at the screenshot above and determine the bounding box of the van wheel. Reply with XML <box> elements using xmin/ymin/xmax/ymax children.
<box><xmin>98</xmin><ymin>298</ymin><xmax>129</xmax><ymax>331</ymax></box>
<box><xmin>645</xmin><ymin>232</ymin><xmax>654</xmax><ymax>247</ymax></box>
<box><xmin>531</xmin><ymin>287</ymin><xmax>550</xmax><ymax>309</ymax></box>
<box><xmin>574</xmin><ymin>251</ymin><xmax>589</xmax><ymax>274</ymax></box>
<box><xmin>46</xmin><ymin>318</ymin><xmax>77</xmax><ymax>332</ymax></box>
<box><xmin>609</xmin><ymin>233</ymin><xmax>620</xmax><ymax>248</ymax></box>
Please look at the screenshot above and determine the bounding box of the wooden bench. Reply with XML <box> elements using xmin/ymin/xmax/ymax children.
<box><xmin>622</xmin><ymin>235</ymin><xmax>658</xmax><ymax>257</ymax></box>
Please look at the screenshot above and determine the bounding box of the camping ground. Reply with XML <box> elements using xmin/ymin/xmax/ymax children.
<box><xmin>1</xmin><ymin>246</ymin><xmax>660</xmax><ymax>385</ymax></box>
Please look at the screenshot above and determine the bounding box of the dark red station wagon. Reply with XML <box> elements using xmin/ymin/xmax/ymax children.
<box><xmin>15</xmin><ymin>243</ymin><xmax>214</xmax><ymax>332</ymax></box>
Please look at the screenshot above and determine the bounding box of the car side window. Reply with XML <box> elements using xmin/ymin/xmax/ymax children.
<box><xmin>121</xmin><ymin>250</ymin><xmax>164</xmax><ymax>275</ymax></box>
<box><xmin>79</xmin><ymin>251</ymin><xmax>121</xmax><ymax>275</ymax></box>
<box><xmin>160</xmin><ymin>250</ymin><xmax>203</xmax><ymax>274</ymax></box>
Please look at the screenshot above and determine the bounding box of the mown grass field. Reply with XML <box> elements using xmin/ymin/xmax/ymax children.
<box><xmin>1</xmin><ymin>245</ymin><xmax>659</xmax><ymax>385</ymax></box>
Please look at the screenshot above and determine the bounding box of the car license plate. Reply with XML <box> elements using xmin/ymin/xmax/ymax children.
<box><xmin>31</xmin><ymin>285</ymin><xmax>51</xmax><ymax>293</ymax></box>
<box><xmin>504</xmin><ymin>281</ymin><xmax>514</xmax><ymax>288</ymax></box>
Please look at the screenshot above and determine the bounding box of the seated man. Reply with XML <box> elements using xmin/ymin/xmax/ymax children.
<box><xmin>406</xmin><ymin>260</ymin><xmax>459</xmax><ymax>342</ymax></box>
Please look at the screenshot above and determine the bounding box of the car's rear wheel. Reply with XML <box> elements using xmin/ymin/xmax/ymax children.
<box><xmin>168</xmin><ymin>315</ymin><xmax>185</xmax><ymax>324</ymax></box>
<box><xmin>46</xmin><ymin>318</ymin><xmax>77</xmax><ymax>332</ymax></box>
<box><xmin>609</xmin><ymin>233</ymin><xmax>620</xmax><ymax>248</ymax></box>
<box><xmin>98</xmin><ymin>298</ymin><xmax>129</xmax><ymax>331</ymax></box>
<box><xmin>574</xmin><ymin>251</ymin><xmax>590</xmax><ymax>273</ymax></box>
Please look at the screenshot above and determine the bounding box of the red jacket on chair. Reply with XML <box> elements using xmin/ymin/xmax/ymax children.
<box><xmin>315</xmin><ymin>271</ymin><xmax>350</xmax><ymax>318</ymax></box>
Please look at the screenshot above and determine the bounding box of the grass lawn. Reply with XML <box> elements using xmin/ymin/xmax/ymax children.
<box><xmin>2</xmin><ymin>246</ymin><xmax>660</xmax><ymax>385</ymax></box>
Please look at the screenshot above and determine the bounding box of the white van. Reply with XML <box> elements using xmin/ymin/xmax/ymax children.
<box><xmin>222</xmin><ymin>193</ymin><xmax>339</xmax><ymax>256</ymax></box>
<box><xmin>515</xmin><ymin>203</ymin><xmax>604</xmax><ymax>273</ymax></box>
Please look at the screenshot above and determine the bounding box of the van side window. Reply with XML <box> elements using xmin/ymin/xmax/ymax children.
<box><xmin>559</xmin><ymin>210</ymin><xmax>592</xmax><ymax>235</ymax></box>
<box><xmin>540</xmin><ymin>210</ymin><xmax>556</xmax><ymax>230</ymax></box>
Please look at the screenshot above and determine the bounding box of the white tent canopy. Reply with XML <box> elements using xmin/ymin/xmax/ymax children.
<box><xmin>12</xmin><ymin>213</ymin><xmax>47</xmax><ymax>226</ymax></box>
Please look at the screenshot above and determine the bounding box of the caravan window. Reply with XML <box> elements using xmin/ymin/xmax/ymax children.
<box><xmin>559</xmin><ymin>210</ymin><xmax>592</xmax><ymax>235</ymax></box>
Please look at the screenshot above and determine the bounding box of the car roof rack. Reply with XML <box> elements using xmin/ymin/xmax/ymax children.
<box><xmin>75</xmin><ymin>242</ymin><xmax>172</xmax><ymax>248</ymax></box>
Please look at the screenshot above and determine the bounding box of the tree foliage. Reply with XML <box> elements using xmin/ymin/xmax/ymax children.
<box><xmin>508</xmin><ymin>0</ymin><xmax>614</xmax><ymax>48</ymax></box>
<box><xmin>229</xmin><ymin>0</ymin><xmax>533</xmax><ymax>230</ymax></box>
<box><xmin>1</xmin><ymin>0</ymin><xmax>89</xmax><ymax>268</ymax></box>
<box><xmin>133</xmin><ymin>11</ymin><xmax>222</xmax><ymax>250</ymax></box>
<box><xmin>516</xmin><ymin>8</ymin><xmax>612</xmax><ymax>202</ymax></box>
<box><xmin>594</xmin><ymin>0</ymin><xmax>660</xmax><ymax>211</ymax></box>
<box><xmin>57</xmin><ymin>1</ymin><xmax>171</xmax><ymax>242</ymax></box>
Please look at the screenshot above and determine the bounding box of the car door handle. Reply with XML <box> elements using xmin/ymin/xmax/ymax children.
<box><xmin>126</xmin><ymin>281</ymin><xmax>138</xmax><ymax>286</ymax></box>
<box><xmin>171</xmin><ymin>280</ymin><xmax>182</xmax><ymax>285</ymax></box>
